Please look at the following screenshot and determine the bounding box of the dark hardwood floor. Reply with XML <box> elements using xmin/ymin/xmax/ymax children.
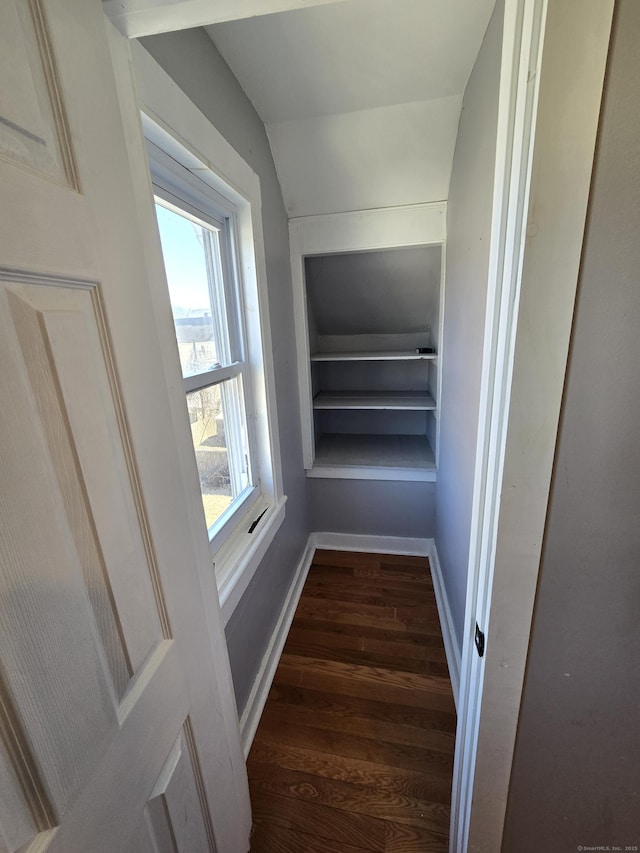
<box><xmin>247</xmin><ymin>549</ymin><xmax>456</xmax><ymax>852</ymax></box>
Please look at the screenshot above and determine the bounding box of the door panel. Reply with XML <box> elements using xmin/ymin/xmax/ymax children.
<box><xmin>0</xmin><ymin>0</ymin><xmax>250</xmax><ymax>850</ymax></box>
<box><xmin>0</xmin><ymin>0</ymin><xmax>76</xmax><ymax>186</ymax></box>
<box><xmin>0</xmin><ymin>283</ymin><xmax>119</xmax><ymax>818</ymax></box>
<box><xmin>47</xmin><ymin>642</ymin><xmax>187</xmax><ymax>853</ymax></box>
<box><xmin>144</xmin><ymin>729</ymin><xmax>214</xmax><ymax>853</ymax></box>
<box><xmin>5</xmin><ymin>278</ymin><xmax>166</xmax><ymax>696</ymax></box>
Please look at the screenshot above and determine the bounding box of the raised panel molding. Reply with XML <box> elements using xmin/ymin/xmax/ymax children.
<box><xmin>4</xmin><ymin>277</ymin><xmax>169</xmax><ymax>689</ymax></box>
<box><xmin>0</xmin><ymin>0</ymin><xmax>77</xmax><ymax>187</ymax></box>
<box><xmin>0</xmin><ymin>685</ymin><xmax>57</xmax><ymax>853</ymax></box>
<box><xmin>0</xmin><ymin>269</ymin><xmax>184</xmax><ymax>825</ymax></box>
<box><xmin>144</xmin><ymin>724</ymin><xmax>215</xmax><ymax>853</ymax></box>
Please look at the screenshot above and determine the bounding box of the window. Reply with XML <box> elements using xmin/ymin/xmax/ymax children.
<box><xmin>153</xmin><ymin>193</ymin><xmax>255</xmax><ymax>536</ymax></box>
<box><xmin>144</xmin><ymin>127</ymin><xmax>285</xmax><ymax>621</ymax></box>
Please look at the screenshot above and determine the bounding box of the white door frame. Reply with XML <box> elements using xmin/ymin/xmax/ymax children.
<box><xmin>450</xmin><ymin>0</ymin><xmax>615</xmax><ymax>850</ymax></box>
<box><xmin>449</xmin><ymin>0</ymin><xmax>548</xmax><ymax>847</ymax></box>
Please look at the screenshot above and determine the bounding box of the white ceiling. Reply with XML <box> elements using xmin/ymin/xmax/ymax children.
<box><xmin>207</xmin><ymin>0</ymin><xmax>496</xmax><ymax>123</ymax></box>
<box><xmin>203</xmin><ymin>0</ymin><xmax>497</xmax><ymax>217</ymax></box>
<box><xmin>107</xmin><ymin>0</ymin><xmax>496</xmax><ymax>217</ymax></box>
<box><xmin>107</xmin><ymin>0</ymin><xmax>497</xmax><ymax>217</ymax></box>
<box><xmin>266</xmin><ymin>95</ymin><xmax>462</xmax><ymax>216</ymax></box>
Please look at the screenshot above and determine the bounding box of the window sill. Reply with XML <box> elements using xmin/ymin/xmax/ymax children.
<box><xmin>215</xmin><ymin>494</ymin><xmax>287</xmax><ymax>625</ymax></box>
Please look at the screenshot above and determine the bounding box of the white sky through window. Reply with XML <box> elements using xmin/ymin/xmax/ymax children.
<box><xmin>155</xmin><ymin>203</ymin><xmax>211</xmax><ymax>315</ymax></box>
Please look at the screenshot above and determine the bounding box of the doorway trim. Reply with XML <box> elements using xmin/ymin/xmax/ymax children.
<box><xmin>450</xmin><ymin>0</ymin><xmax>616</xmax><ymax>850</ymax></box>
<box><xmin>449</xmin><ymin>0</ymin><xmax>548</xmax><ymax>848</ymax></box>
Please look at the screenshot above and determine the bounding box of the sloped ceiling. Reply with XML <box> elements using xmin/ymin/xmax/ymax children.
<box><xmin>207</xmin><ymin>0</ymin><xmax>496</xmax><ymax>217</ymax></box>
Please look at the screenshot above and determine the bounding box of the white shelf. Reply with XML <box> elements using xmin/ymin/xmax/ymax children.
<box><xmin>313</xmin><ymin>391</ymin><xmax>436</xmax><ymax>411</ymax></box>
<box><xmin>311</xmin><ymin>350</ymin><xmax>436</xmax><ymax>362</ymax></box>
<box><xmin>310</xmin><ymin>433</ymin><xmax>436</xmax><ymax>481</ymax></box>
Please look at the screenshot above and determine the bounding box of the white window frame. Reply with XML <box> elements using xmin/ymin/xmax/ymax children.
<box><xmin>133</xmin><ymin>43</ymin><xmax>285</xmax><ymax>623</ymax></box>
<box><xmin>151</xmin><ymin>146</ymin><xmax>260</xmax><ymax>541</ymax></box>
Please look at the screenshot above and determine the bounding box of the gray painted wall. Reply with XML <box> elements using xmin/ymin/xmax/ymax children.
<box><xmin>309</xmin><ymin>480</ymin><xmax>436</xmax><ymax>539</ymax></box>
<box><xmin>139</xmin><ymin>28</ymin><xmax>309</xmax><ymax>716</ymax></box>
<box><xmin>435</xmin><ymin>1</ymin><xmax>504</xmax><ymax>647</ymax></box>
<box><xmin>305</xmin><ymin>246</ymin><xmax>441</xmax><ymax>337</ymax></box>
<box><xmin>503</xmin><ymin>3</ymin><xmax>640</xmax><ymax>847</ymax></box>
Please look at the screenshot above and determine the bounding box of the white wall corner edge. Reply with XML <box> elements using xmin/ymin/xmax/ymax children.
<box><xmin>239</xmin><ymin>534</ymin><xmax>315</xmax><ymax>756</ymax></box>
<box><xmin>428</xmin><ymin>540</ymin><xmax>461</xmax><ymax>710</ymax></box>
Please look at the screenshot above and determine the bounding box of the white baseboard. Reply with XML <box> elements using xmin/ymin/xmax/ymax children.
<box><xmin>428</xmin><ymin>540</ymin><xmax>461</xmax><ymax>710</ymax></box>
<box><xmin>312</xmin><ymin>531</ymin><xmax>430</xmax><ymax>557</ymax></box>
<box><xmin>239</xmin><ymin>536</ymin><xmax>315</xmax><ymax>757</ymax></box>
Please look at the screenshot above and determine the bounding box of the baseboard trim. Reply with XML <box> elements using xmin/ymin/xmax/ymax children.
<box><xmin>311</xmin><ymin>531</ymin><xmax>430</xmax><ymax>557</ymax></box>
<box><xmin>239</xmin><ymin>536</ymin><xmax>315</xmax><ymax>757</ymax></box>
<box><xmin>428</xmin><ymin>540</ymin><xmax>461</xmax><ymax>710</ymax></box>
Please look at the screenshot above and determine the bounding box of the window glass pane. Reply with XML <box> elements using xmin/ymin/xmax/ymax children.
<box><xmin>187</xmin><ymin>377</ymin><xmax>252</xmax><ymax>532</ymax></box>
<box><xmin>155</xmin><ymin>202</ymin><xmax>231</xmax><ymax>377</ymax></box>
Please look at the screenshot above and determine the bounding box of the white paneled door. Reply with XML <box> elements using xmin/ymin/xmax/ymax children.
<box><xmin>0</xmin><ymin>1</ymin><xmax>251</xmax><ymax>852</ymax></box>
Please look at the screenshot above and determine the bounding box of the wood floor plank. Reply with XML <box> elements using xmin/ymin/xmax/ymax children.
<box><xmin>360</xmin><ymin>635</ymin><xmax>447</xmax><ymax>663</ymax></box>
<box><xmin>249</xmin><ymin>740</ymin><xmax>453</xmax><ymax>805</ymax></box>
<box><xmin>258</xmin><ymin>700</ymin><xmax>456</xmax><ymax>753</ymax></box>
<box><xmin>304</xmin><ymin>570</ymin><xmax>434</xmax><ymax>595</ymax></box>
<box><xmin>376</xmin><ymin>554</ymin><xmax>431</xmax><ymax>568</ymax></box>
<box><xmin>295</xmin><ymin>598</ymin><xmax>444</xmax><ymax>635</ymax></box>
<box><xmin>285</xmin><ymin>623</ymin><xmax>448</xmax><ymax>665</ymax></box>
<box><xmin>248</xmin><ymin>548</ymin><xmax>455</xmax><ymax>851</ymax></box>
<box><xmin>312</xmin><ymin>549</ymin><xmax>430</xmax><ymax>571</ymax></box>
<box><xmin>283</xmin><ymin>637</ymin><xmax>450</xmax><ymax>677</ymax></box>
<box><xmin>250</xmin><ymin>824</ymin><xmax>371</xmax><ymax>853</ymax></box>
<box><xmin>275</xmin><ymin>654</ymin><xmax>455</xmax><ymax>712</ymax></box>
<box><xmin>312</xmin><ymin>550</ymin><xmax>428</xmax><ymax>566</ymax></box>
<box><xmin>306</xmin><ymin>563</ymin><xmax>357</xmax><ymax>579</ymax></box>
<box><xmin>251</xmin><ymin>790</ymin><xmax>386</xmax><ymax>850</ymax></box>
<box><xmin>301</xmin><ymin>582</ymin><xmax>435</xmax><ymax>610</ymax></box>
<box><xmin>264</xmin><ymin>683</ymin><xmax>457</xmax><ymax>734</ymax></box>
<box><xmin>290</xmin><ymin>617</ymin><xmax>447</xmax><ymax>650</ymax></box>
<box><xmin>248</xmin><ymin>762</ymin><xmax>450</xmax><ymax>834</ymax></box>
<box><xmin>384</xmin><ymin>820</ymin><xmax>449</xmax><ymax>853</ymax></box>
<box><xmin>254</xmin><ymin>717</ymin><xmax>454</xmax><ymax>777</ymax></box>
<box><xmin>300</xmin><ymin>594</ymin><xmax>432</xmax><ymax>622</ymax></box>
<box><xmin>304</xmin><ymin>572</ymin><xmax>434</xmax><ymax>593</ymax></box>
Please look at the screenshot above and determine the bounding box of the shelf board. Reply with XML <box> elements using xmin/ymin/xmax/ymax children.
<box><xmin>313</xmin><ymin>391</ymin><xmax>436</xmax><ymax>411</ymax></box>
<box><xmin>311</xmin><ymin>350</ymin><xmax>436</xmax><ymax>362</ymax></box>
<box><xmin>310</xmin><ymin>433</ymin><xmax>436</xmax><ymax>481</ymax></box>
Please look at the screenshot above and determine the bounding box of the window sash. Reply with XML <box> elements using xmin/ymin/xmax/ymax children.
<box><xmin>182</xmin><ymin>360</ymin><xmax>242</xmax><ymax>394</ymax></box>
<box><xmin>153</xmin><ymin>194</ymin><xmax>246</xmax><ymax>374</ymax></box>
<box><xmin>151</xmin><ymin>170</ymin><xmax>261</xmax><ymax>547</ymax></box>
<box><xmin>186</xmin><ymin>375</ymin><xmax>253</xmax><ymax>532</ymax></box>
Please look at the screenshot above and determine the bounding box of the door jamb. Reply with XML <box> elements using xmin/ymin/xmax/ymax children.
<box><xmin>449</xmin><ymin>0</ymin><xmax>547</xmax><ymax>848</ymax></box>
<box><xmin>450</xmin><ymin>0</ymin><xmax>616</xmax><ymax>850</ymax></box>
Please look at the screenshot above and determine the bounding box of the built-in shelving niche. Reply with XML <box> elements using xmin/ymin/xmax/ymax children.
<box><xmin>304</xmin><ymin>244</ymin><xmax>443</xmax><ymax>481</ymax></box>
